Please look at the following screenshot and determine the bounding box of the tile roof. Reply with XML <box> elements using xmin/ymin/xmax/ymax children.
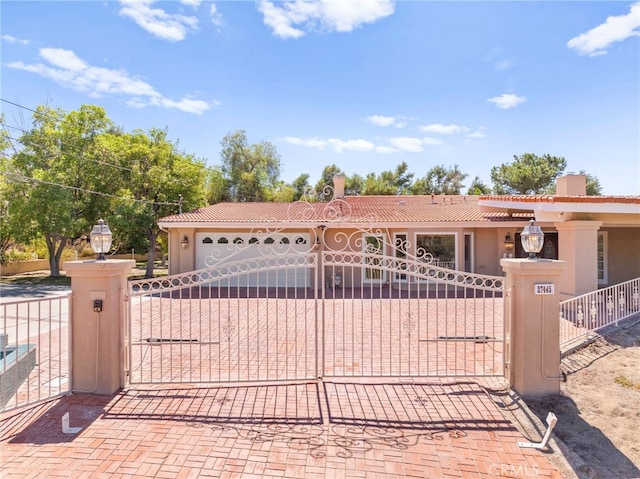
<box><xmin>479</xmin><ymin>194</ymin><xmax>640</xmax><ymax>204</ymax></box>
<box><xmin>159</xmin><ymin>195</ymin><xmax>528</xmax><ymax>225</ymax></box>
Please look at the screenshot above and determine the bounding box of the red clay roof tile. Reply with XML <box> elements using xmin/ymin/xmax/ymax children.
<box><xmin>160</xmin><ymin>195</ymin><xmax>521</xmax><ymax>224</ymax></box>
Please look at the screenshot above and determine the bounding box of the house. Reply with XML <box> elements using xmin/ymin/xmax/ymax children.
<box><xmin>158</xmin><ymin>174</ymin><xmax>640</xmax><ymax>298</ymax></box>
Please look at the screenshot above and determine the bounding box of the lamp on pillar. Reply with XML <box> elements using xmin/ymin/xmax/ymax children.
<box><xmin>90</xmin><ymin>219</ymin><xmax>113</xmax><ymax>260</ymax></box>
<box><xmin>504</xmin><ymin>232</ymin><xmax>514</xmax><ymax>257</ymax></box>
<box><xmin>181</xmin><ymin>235</ymin><xmax>190</xmax><ymax>249</ymax></box>
<box><xmin>520</xmin><ymin>219</ymin><xmax>544</xmax><ymax>259</ymax></box>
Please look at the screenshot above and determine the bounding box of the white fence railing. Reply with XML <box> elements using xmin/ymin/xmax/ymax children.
<box><xmin>0</xmin><ymin>293</ymin><xmax>71</xmax><ymax>413</ymax></box>
<box><xmin>560</xmin><ymin>278</ymin><xmax>640</xmax><ymax>353</ymax></box>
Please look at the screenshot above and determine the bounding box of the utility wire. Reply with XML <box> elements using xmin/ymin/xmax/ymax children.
<box><xmin>1</xmin><ymin>98</ymin><xmax>285</xmax><ymax>204</ymax></box>
<box><xmin>4</xmin><ymin>172</ymin><xmax>182</xmax><ymax>207</ymax></box>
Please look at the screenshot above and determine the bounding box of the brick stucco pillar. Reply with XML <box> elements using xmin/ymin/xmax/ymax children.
<box><xmin>501</xmin><ymin>258</ymin><xmax>566</xmax><ymax>398</ymax></box>
<box><xmin>64</xmin><ymin>259</ymin><xmax>134</xmax><ymax>395</ymax></box>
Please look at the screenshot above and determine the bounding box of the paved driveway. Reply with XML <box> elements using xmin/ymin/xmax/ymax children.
<box><xmin>0</xmin><ymin>379</ymin><xmax>563</xmax><ymax>478</ymax></box>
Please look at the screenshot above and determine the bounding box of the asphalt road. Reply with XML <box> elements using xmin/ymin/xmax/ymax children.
<box><xmin>0</xmin><ymin>283</ymin><xmax>71</xmax><ymax>302</ymax></box>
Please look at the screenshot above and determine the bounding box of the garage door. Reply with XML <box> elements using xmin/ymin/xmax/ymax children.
<box><xmin>195</xmin><ymin>232</ymin><xmax>312</xmax><ymax>287</ymax></box>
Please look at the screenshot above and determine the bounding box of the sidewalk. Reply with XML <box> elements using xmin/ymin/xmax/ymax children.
<box><xmin>0</xmin><ymin>380</ymin><xmax>564</xmax><ymax>478</ymax></box>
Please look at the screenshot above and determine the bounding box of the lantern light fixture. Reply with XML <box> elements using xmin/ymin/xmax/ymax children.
<box><xmin>504</xmin><ymin>232</ymin><xmax>515</xmax><ymax>252</ymax></box>
<box><xmin>520</xmin><ymin>219</ymin><xmax>545</xmax><ymax>259</ymax></box>
<box><xmin>90</xmin><ymin>219</ymin><xmax>112</xmax><ymax>260</ymax></box>
<box><xmin>181</xmin><ymin>235</ymin><xmax>189</xmax><ymax>249</ymax></box>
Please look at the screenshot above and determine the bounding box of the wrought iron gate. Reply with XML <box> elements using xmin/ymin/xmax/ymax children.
<box><xmin>126</xmin><ymin>196</ymin><xmax>505</xmax><ymax>385</ymax></box>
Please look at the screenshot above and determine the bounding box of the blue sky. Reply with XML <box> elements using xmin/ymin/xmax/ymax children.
<box><xmin>2</xmin><ymin>0</ymin><xmax>639</xmax><ymax>195</ymax></box>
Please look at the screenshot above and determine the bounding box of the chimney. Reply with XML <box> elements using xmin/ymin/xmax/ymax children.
<box><xmin>556</xmin><ymin>173</ymin><xmax>586</xmax><ymax>196</ymax></box>
<box><xmin>333</xmin><ymin>174</ymin><xmax>346</xmax><ymax>198</ymax></box>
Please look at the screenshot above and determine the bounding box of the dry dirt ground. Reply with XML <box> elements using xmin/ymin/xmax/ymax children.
<box><xmin>513</xmin><ymin>316</ymin><xmax>640</xmax><ymax>479</ymax></box>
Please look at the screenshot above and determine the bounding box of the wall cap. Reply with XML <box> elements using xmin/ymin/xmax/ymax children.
<box><xmin>64</xmin><ymin>259</ymin><xmax>135</xmax><ymax>278</ymax></box>
<box><xmin>500</xmin><ymin>258</ymin><xmax>566</xmax><ymax>275</ymax></box>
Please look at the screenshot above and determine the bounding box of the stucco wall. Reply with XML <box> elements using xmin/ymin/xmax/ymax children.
<box><xmin>605</xmin><ymin>227</ymin><xmax>640</xmax><ymax>285</ymax></box>
<box><xmin>1</xmin><ymin>259</ymin><xmax>50</xmax><ymax>276</ymax></box>
<box><xmin>473</xmin><ymin>229</ymin><xmax>501</xmax><ymax>276</ymax></box>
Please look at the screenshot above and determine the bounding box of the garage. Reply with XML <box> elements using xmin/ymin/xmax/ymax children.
<box><xmin>195</xmin><ymin>232</ymin><xmax>313</xmax><ymax>287</ymax></box>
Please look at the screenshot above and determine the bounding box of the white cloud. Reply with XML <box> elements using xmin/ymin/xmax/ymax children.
<box><xmin>487</xmin><ymin>93</ymin><xmax>527</xmax><ymax>109</ymax></box>
<box><xmin>180</xmin><ymin>0</ymin><xmax>201</xmax><ymax>6</ymax></box>
<box><xmin>422</xmin><ymin>137</ymin><xmax>443</xmax><ymax>146</ymax></box>
<box><xmin>282</xmin><ymin>136</ymin><xmax>328</xmax><ymax>149</ymax></box>
<box><xmin>118</xmin><ymin>0</ymin><xmax>199</xmax><ymax>41</ymax></box>
<box><xmin>210</xmin><ymin>3</ymin><xmax>224</xmax><ymax>27</ymax></box>
<box><xmin>419</xmin><ymin>123</ymin><xmax>462</xmax><ymax>134</ymax></box>
<box><xmin>327</xmin><ymin>138</ymin><xmax>375</xmax><ymax>153</ymax></box>
<box><xmin>366</xmin><ymin>114</ymin><xmax>409</xmax><ymax>128</ymax></box>
<box><xmin>2</xmin><ymin>34</ymin><xmax>30</xmax><ymax>45</ymax></box>
<box><xmin>366</xmin><ymin>115</ymin><xmax>396</xmax><ymax>127</ymax></box>
<box><xmin>282</xmin><ymin>136</ymin><xmax>383</xmax><ymax>153</ymax></box>
<box><xmin>390</xmin><ymin>137</ymin><xmax>424</xmax><ymax>153</ymax></box>
<box><xmin>257</xmin><ymin>0</ymin><xmax>394</xmax><ymax>39</ymax></box>
<box><xmin>376</xmin><ymin>146</ymin><xmax>397</xmax><ymax>154</ymax></box>
<box><xmin>567</xmin><ymin>2</ymin><xmax>640</xmax><ymax>57</ymax></box>
<box><xmin>494</xmin><ymin>59</ymin><xmax>513</xmax><ymax>71</ymax></box>
<box><xmin>466</xmin><ymin>128</ymin><xmax>487</xmax><ymax>139</ymax></box>
<box><xmin>7</xmin><ymin>48</ymin><xmax>212</xmax><ymax>115</ymax></box>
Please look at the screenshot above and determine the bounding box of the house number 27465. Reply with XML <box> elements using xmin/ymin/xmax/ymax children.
<box><xmin>534</xmin><ymin>283</ymin><xmax>555</xmax><ymax>295</ymax></box>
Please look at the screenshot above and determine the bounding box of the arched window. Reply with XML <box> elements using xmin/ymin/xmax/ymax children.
<box><xmin>249</xmin><ymin>237</ymin><xmax>259</xmax><ymax>244</ymax></box>
<box><xmin>265</xmin><ymin>237</ymin><xmax>275</xmax><ymax>244</ymax></box>
<box><xmin>202</xmin><ymin>237</ymin><xmax>213</xmax><ymax>244</ymax></box>
<box><xmin>295</xmin><ymin>236</ymin><xmax>307</xmax><ymax>244</ymax></box>
<box><xmin>280</xmin><ymin>237</ymin><xmax>290</xmax><ymax>244</ymax></box>
<box><xmin>217</xmin><ymin>237</ymin><xmax>228</xmax><ymax>244</ymax></box>
<box><xmin>233</xmin><ymin>237</ymin><xmax>244</xmax><ymax>244</ymax></box>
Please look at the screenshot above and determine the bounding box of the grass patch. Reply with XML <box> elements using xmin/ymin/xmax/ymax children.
<box><xmin>614</xmin><ymin>375</ymin><xmax>640</xmax><ymax>390</ymax></box>
<box><xmin>0</xmin><ymin>273</ymin><xmax>71</xmax><ymax>287</ymax></box>
<box><xmin>1</xmin><ymin>262</ymin><xmax>168</xmax><ymax>285</ymax></box>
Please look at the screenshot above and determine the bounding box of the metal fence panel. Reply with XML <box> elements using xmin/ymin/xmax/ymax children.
<box><xmin>0</xmin><ymin>293</ymin><xmax>71</xmax><ymax>413</ymax></box>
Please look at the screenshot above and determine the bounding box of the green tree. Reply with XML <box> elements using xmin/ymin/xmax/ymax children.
<box><xmin>8</xmin><ymin>105</ymin><xmax>115</xmax><ymax>276</ymax></box>
<box><xmin>362</xmin><ymin>162</ymin><xmax>414</xmax><ymax>195</ymax></box>
<box><xmin>206</xmin><ymin>166</ymin><xmax>229</xmax><ymax>204</ymax></box>
<box><xmin>411</xmin><ymin>164</ymin><xmax>468</xmax><ymax>195</ymax></box>
<box><xmin>291</xmin><ymin>173</ymin><xmax>311</xmax><ymax>201</ymax></box>
<box><xmin>0</xmin><ymin>117</ymin><xmax>18</xmax><ymax>263</ymax></box>
<box><xmin>466</xmin><ymin>176</ymin><xmax>491</xmax><ymax>195</ymax></box>
<box><xmin>220</xmin><ymin>130</ymin><xmax>281</xmax><ymax>202</ymax></box>
<box><xmin>490</xmin><ymin>153</ymin><xmax>567</xmax><ymax>194</ymax></box>
<box><xmin>268</xmin><ymin>181</ymin><xmax>296</xmax><ymax>202</ymax></box>
<box><xmin>583</xmin><ymin>171</ymin><xmax>603</xmax><ymax>196</ymax></box>
<box><xmin>108</xmin><ymin>128</ymin><xmax>207</xmax><ymax>278</ymax></box>
<box><xmin>345</xmin><ymin>173</ymin><xmax>364</xmax><ymax>196</ymax></box>
<box><xmin>314</xmin><ymin>164</ymin><xmax>344</xmax><ymax>200</ymax></box>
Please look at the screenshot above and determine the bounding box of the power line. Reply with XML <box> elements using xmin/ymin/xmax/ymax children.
<box><xmin>4</xmin><ymin>172</ymin><xmax>182</xmax><ymax>207</ymax></box>
<box><xmin>0</xmin><ymin>119</ymin><xmax>138</xmax><ymax>173</ymax></box>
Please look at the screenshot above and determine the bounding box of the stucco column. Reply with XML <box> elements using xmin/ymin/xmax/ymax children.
<box><xmin>554</xmin><ymin>221</ymin><xmax>602</xmax><ymax>299</ymax></box>
<box><xmin>501</xmin><ymin>258</ymin><xmax>566</xmax><ymax>398</ymax></box>
<box><xmin>64</xmin><ymin>259</ymin><xmax>135</xmax><ymax>395</ymax></box>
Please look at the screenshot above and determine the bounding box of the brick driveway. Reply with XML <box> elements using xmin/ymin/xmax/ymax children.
<box><xmin>1</xmin><ymin>378</ymin><xmax>562</xmax><ymax>478</ymax></box>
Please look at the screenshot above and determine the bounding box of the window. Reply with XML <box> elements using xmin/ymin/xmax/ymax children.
<box><xmin>202</xmin><ymin>237</ymin><xmax>213</xmax><ymax>244</ymax></box>
<box><xmin>393</xmin><ymin>233</ymin><xmax>408</xmax><ymax>281</ymax></box>
<box><xmin>217</xmin><ymin>237</ymin><xmax>228</xmax><ymax>244</ymax></box>
<box><xmin>363</xmin><ymin>235</ymin><xmax>385</xmax><ymax>282</ymax></box>
<box><xmin>416</xmin><ymin>234</ymin><xmax>456</xmax><ymax>269</ymax></box>
<box><xmin>598</xmin><ymin>232</ymin><xmax>608</xmax><ymax>285</ymax></box>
